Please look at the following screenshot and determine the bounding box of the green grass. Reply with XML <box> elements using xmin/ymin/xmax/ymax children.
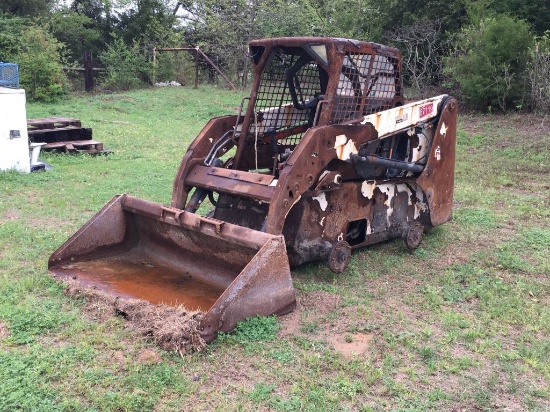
<box><xmin>0</xmin><ymin>88</ymin><xmax>549</xmax><ymax>411</ymax></box>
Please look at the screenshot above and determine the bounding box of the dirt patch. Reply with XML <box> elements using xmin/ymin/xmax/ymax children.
<box><xmin>64</xmin><ymin>280</ymin><xmax>206</xmax><ymax>355</ymax></box>
<box><xmin>278</xmin><ymin>306</ymin><xmax>302</xmax><ymax>337</ymax></box>
<box><xmin>113</xmin><ymin>350</ymin><xmax>126</xmax><ymax>366</ymax></box>
<box><xmin>0</xmin><ymin>210</ymin><xmax>19</xmax><ymax>225</ymax></box>
<box><xmin>279</xmin><ymin>290</ymin><xmax>377</xmax><ymax>357</ymax></box>
<box><xmin>299</xmin><ymin>290</ymin><xmax>341</xmax><ymax>317</ymax></box>
<box><xmin>0</xmin><ymin>321</ymin><xmax>10</xmax><ymax>340</ymax></box>
<box><xmin>279</xmin><ymin>291</ymin><xmax>343</xmax><ymax>338</ymax></box>
<box><xmin>136</xmin><ymin>348</ymin><xmax>162</xmax><ymax>364</ymax></box>
<box><xmin>326</xmin><ymin>332</ymin><xmax>373</xmax><ymax>357</ymax></box>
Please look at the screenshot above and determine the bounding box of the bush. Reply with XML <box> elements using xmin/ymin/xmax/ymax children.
<box><xmin>15</xmin><ymin>26</ymin><xmax>69</xmax><ymax>102</ymax></box>
<box><xmin>99</xmin><ymin>38</ymin><xmax>152</xmax><ymax>91</ymax></box>
<box><xmin>154</xmin><ymin>51</ymin><xmax>195</xmax><ymax>85</ymax></box>
<box><xmin>445</xmin><ymin>15</ymin><xmax>533</xmax><ymax>111</ymax></box>
<box><xmin>0</xmin><ymin>14</ymin><xmax>27</xmax><ymax>61</ymax></box>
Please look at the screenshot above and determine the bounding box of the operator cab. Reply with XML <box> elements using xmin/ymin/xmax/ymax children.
<box><xmin>233</xmin><ymin>37</ymin><xmax>403</xmax><ymax>172</ymax></box>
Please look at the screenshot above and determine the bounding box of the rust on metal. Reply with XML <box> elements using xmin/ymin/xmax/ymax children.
<box><xmin>50</xmin><ymin>37</ymin><xmax>457</xmax><ymax>346</ymax></box>
<box><xmin>53</xmin><ymin>257</ymin><xmax>224</xmax><ymax>310</ymax></box>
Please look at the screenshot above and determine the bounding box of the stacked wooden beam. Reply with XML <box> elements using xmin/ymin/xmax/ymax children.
<box><xmin>27</xmin><ymin>117</ymin><xmax>109</xmax><ymax>154</ymax></box>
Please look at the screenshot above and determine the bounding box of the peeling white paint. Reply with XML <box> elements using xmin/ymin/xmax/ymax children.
<box><xmin>338</xmin><ymin>233</ymin><xmax>344</xmax><ymax>242</ymax></box>
<box><xmin>341</xmin><ymin>139</ymin><xmax>358</xmax><ymax>161</ymax></box>
<box><xmin>334</xmin><ymin>134</ymin><xmax>348</xmax><ymax>147</ymax></box>
<box><xmin>313</xmin><ymin>192</ymin><xmax>328</xmax><ymax>211</ymax></box>
<box><xmin>320</xmin><ymin>216</ymin><xmax>325</xmax><ymax>226</ymax></box>
<box><xmin>361</xmin><ymin>180</ymin><xmax>376</xmax><ymax>199</ymax></box>
<box><xmin>378</xmin><ymin>184</ymin><xmax>392</xmax><ymax>194</ymax></box>
<box><xmin>269</xmin><ymin>179</ymin><xmax>278</xmax><ymax>187</ymax></box>
<box><xmin>361</xmin><ymin>95</ymin><xmax>446</xmax><ymax>138</ymax></box>
<box><xmin>366</xmin><ymin>220</ymin><xmax>372</xmax><ymax>235</ymax></box>
<box><xmin>319</xmin><ymin>170</ymin><xmax>330</xmax><ymax>180</ymax></box>
<box><xmin>209</xmin><ymin>138</ymin><xmax>213</xmax><ymax>143</ymax></box>
<box><xmin>440</xmin><ymin>122</ymin><xmax>447</xmax><ymax>136</ymax></box>
<box><xmin>377</xmin><ymin>184</ymin><xmax>393</xmax><ymax>206</ymax></box>
<box><xmin>334</xmin><ymin>134</ymin><xmax>358</xmax><ymax>162</ymax></box>
<box><xmin>410</xmin><ymin>132</ymin><xmax>429</xmax><ymax>163</ymax></box>
<box><xmin>333</xmin><ymin>174</ymin><xmax>341</xmax><ymax>184</ymax></box>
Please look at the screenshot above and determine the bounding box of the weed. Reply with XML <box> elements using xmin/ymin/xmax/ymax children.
<box><xmin>216</xmin><ymin>316</ymin><xmax>279</xmax><ymax>345</ymax></box>
<box><xmin>249</xmin><ymin>382</ymin><xmax>276</xmax><ymax>403</ymax></box>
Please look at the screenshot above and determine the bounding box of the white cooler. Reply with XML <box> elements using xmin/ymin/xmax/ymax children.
<box><xmin>0</xmin><ymin>87</ymin><xmax>30</xmax><ymax>173</ymax></box>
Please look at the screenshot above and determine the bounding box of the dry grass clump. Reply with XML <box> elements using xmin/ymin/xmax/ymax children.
<box><xmin>64</xmin><ymin>280</ymin><xmax>206</xmax><ymax>355</ymax></box>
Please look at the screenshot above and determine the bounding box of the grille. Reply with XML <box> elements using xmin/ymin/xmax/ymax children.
<box><xmin>332</xmin><ymin>52</ymin><xmax>399</xmax><ymax>124</ymax></box>
<box><xmin>0</xmin><ymin>63</ymin><xmax>19</xmax><ymax>88</ymax></box>
<box><xmin>252</xmin><ymin>50</ymin><xmax>323</xmax><ymax>146</ymax></box>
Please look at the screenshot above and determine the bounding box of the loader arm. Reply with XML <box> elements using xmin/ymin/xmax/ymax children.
<box><xmin>172</xmin><ymin>115</ymin><xmax>238</xmax><ymax>210</ymax></box>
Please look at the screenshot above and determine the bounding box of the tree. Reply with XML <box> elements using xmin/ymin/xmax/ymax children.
<box><xmin>311</xmin><ymin>0</ymin><xmax>383</xmax><ymax>40</ymax></box>
<box><xmin>178</xmin><ymin>0</ymin><xmax>325</xmax><ymax>87</ymax></box>
<box><xmin>255</xmin><ymin>0</ymin><xmax>323</xmax><ymax>37</ymax></box>
<box><xmin>379</xmin><ymin>0</ymin><xmax>469</xmax><ymax>39</ymax></box>
<box><xmin>445</xmin><ymin>15</ymin><xmax>534</xmax><ymax>111</ymax></box>
<box><xmin>0</xmin><ymin>14</ymin><xmax>27</xmax><ymax>61</ymax></box>
<box><xmin>492</xmin><ymin>0</ymin><xmax>550</xmax><ymax>36</ymax></box>
<box><xmin>46</xmin><ymin>8</ymin><xmax>102</xmax><ymax>62</ymax></box>
<box><xmin>0</xmin><ymin>0</ymin><xmax>54</xmax><ymax>17</ymax></box>
<box><xmin>180</xmin><ymin>0</ymin><xmax>258</xmax><ymax>86</ymax></box>
<box><xmin>387</xmin><ymin>19</ymin><xmax>448</xmax><ymax>98</ymax></box>
<box><xmin>116</xmin><ymin>0</ymin><xmax>178</xmax><ymax>55</ymax></box>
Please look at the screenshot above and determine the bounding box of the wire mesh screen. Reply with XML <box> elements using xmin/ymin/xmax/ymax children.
<box><xmin>252</xmin><ymin>50</ymin><xmax>322</xmax><ymax>146</ymax></box>
<box><xmin>0</xmin><ymin>63</ymin><xmax>19</xmax><ymax>88</ymax></box>
<box><xmin>332</xmin><ymin>52</ymin><xmax>399</xmax><ymax>124</ymax></box>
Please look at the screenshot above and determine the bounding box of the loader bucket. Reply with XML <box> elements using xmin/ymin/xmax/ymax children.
<box><xmin>48</xmin><ymin>195</ymin><xmax>296</xmax><ymax>343</ymax></box>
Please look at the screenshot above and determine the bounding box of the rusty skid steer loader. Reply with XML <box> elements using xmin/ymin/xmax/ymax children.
<box><xmin>49</xmin><ymin>37</ymin><xmax>458</xmax><ymax>349</ymax></box>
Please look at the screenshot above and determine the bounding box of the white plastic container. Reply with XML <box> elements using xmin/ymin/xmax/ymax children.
<box><xmin>0</xmin><ymin>87</ymin><xmax>30</xmax><ymax>173</ymax></box>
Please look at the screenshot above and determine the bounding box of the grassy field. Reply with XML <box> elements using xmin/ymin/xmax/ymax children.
<box><xmin>0</xmin><ymin>87</ymin><xmax>548</xmax><ymax>411</ymax></box>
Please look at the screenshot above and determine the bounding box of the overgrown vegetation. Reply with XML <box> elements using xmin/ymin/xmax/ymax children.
<box><xmin>445</xmin><ymin>16</ymin><xmax>533</xmax><ymax>111</ymax></box>
<box><xmin>0</xmin><ymin>87</ymin><xmax>548</xmax><ymax>410</ymax></box>
<box><xmin>0</xmin><ymin>0</ymin><xmax>549</xmax><ymax>110</ymax></box>
<box><xmin>99</xmin><ymin>37</ymin><xmax>152</xmax><ymax>91</ymax></box>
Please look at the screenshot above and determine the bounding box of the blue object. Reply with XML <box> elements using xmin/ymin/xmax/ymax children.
<box><xmin>0</xmin><ymin>63</ymin><xmax>19</xmax><ymax>88</ymax></box>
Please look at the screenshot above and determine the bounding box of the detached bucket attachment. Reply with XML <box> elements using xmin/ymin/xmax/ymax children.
<box><xmin>49</xmin><ymin>195</ymin><xmax>295</xmax><ymax>342</ymax></box>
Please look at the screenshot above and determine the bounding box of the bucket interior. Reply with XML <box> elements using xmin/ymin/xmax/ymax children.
<box><xmin>50</xmin><ymin>211</ymin><xmax>262</xmax><ymax>311</ymax></box>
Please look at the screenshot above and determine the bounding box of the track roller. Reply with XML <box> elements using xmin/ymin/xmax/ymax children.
<box><xmin>328</xmin><ymin>241</ymin><xmax>351</xmax><ymax>273</ymax></box>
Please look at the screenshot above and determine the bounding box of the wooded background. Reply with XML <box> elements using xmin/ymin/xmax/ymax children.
<box><xmin>1</xmin><ymin>0</ymin><xmax>549</xmax><ymax>111</ymax></box>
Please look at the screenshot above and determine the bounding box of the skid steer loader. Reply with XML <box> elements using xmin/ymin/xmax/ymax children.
<box><xmin>49</xmin><ymin>37</ymin><xmax>458</xmax><ymax>346</ymax></box>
